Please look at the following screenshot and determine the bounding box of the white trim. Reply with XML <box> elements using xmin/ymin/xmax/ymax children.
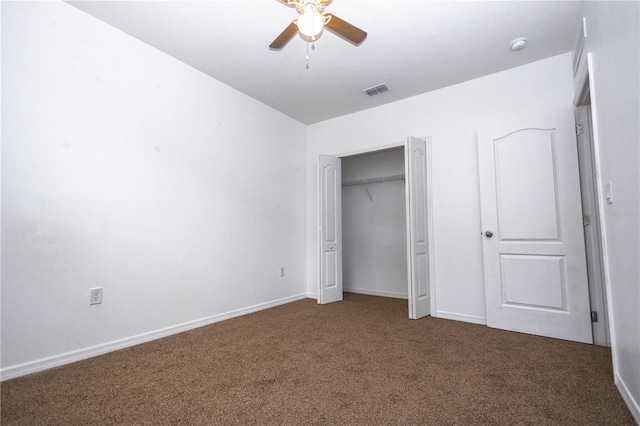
<box><xmin>405</xmin><ymin>140</ymin><xmax>413</xmax><ymax>317</ymax></box>
<box><xmin>584</xmin><ymin>53</ymin><xmax>618</xmax><ymax>374</ymax></box>
<box><xmin>344</xmin><ymin>287</ymin><xmax>408</xmax><ymax>300</ymax></box>
<box><xmin>425</xmin><ymin>137</ymin><xmax>437</xmax><ymax>316</ymax></box>
<box><xmin>436</xmin><ymin>310</ymin><xmax>487</xmax><ymax>325</ymax></box>
<box><xmin>317</xmin><ymin>154</ymin><xmax>323</xmax><ymax>304</ymax></box>
<box><xmin>615</xmin><ymin>372</ymin><xmax>640</xmax><ymax>424</ymax></box>
<box><xmin>306</xmin><ymin>292</ymin><xmax>318</xmax><ymax>299</ymax></box>
<box><xmin>333</xmin><ymin>141</ymin><xmax>405</xmax><ymax>159</ymax></box>
<box><xmin>573</xmin><ymin>49</ymin><xmax>589</xmax><ymax>105</ymax></box>
<box><xmin>0</xmin><ymin>293</ymin><xmax>307</xmax><ymax>382</ymax></box>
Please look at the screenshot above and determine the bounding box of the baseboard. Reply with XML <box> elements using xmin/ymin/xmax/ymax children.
<box><xmin>435</xmin><ymin>310</ymin><xmax>487</xmax><ymax>325</ymax></box>
<box><xmin>307</xmin><ymin>289</ymin><xmax>408</xmax><ymax>300</ymax></box>
<box><xmin>0</xmin><ymin>293</ymin><xmax>307</xmax><ymax>382</ymax></box>
<box><xmin>615</xmin><ymin>372</ymin><xmax>640</xmax><ymax>424</ymax></box>
<box><xmin>344</xmin><ymin>288</ymin><xmax>408</xmax><ymax>300</ymax></box>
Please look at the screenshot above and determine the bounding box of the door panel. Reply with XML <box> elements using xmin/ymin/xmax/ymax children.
<box><xmin>496</xmin><ymin>131</ymin><xmax>560</xmax><ymax>240</ymax></box>
<box><xmin>479</xmin><ymin>111</ymin><xmax>592</xmax><ymax>343</ymax></box>
<box><xmin>406</xmin><ymin>137</ymin><xmax>431</xmax><ymax>319</ymax></box>
<box><xmin>500</xmin><ymin>254</ymin><xmax>566</xmax><ymax>310</ymax></box>
<box><xmin>318</xmin><ymin>155</ymin><xmax>342</xmax><ymax>304</ymax></box>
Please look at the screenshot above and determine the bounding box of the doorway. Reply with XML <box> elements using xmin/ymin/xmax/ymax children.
<box><xmin>574</xmin><ymin>54</ymin><xmax>610</xmax><ymax>346</ymax></box>
<box><xmin>318</xmin><ymin>137</ymin><xmax>434</xmax><ymax>319</ymax></box>
<box><xmin>341</xmin><ymin>147</ymin><xmax>408</xmax><ymax>300</ymax></box>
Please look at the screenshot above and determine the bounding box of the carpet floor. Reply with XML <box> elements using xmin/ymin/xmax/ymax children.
<box><xmin>1</xmin><ymin>293</ymin><xmax>634</xmax><ymax>425</ymax></box>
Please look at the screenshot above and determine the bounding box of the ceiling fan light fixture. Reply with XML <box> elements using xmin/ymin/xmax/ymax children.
<box><xmin>269</xmin><ymin>0</ymin><xmax>367</xmax><ymax>51</ymax></box>
<box><xmin>296</xmin><ymin>5</ymin><xmax>324</xmax><ymax>37</ymax></box>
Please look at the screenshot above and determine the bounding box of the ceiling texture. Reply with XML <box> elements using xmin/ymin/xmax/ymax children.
<box><xmin>69</xmin><ymin>1</ymin><xmax>583</xmax><ymax>124</ymax></box>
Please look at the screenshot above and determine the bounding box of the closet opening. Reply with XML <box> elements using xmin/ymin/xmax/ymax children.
<box><xmin>341</xmin><ymin>147</ymin><xmax>408</xmax><ymax>301</ymax></box>
<box><xmin>318</xmin><ymin>136</ymin><xmax>433</xmax><ymax>319</ymax></box>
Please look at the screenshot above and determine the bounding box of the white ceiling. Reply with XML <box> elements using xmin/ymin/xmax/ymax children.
<box><xmin>68</xmin><ymin>1</ymin><xmax>583</xmax><ymax>124</ymax></box>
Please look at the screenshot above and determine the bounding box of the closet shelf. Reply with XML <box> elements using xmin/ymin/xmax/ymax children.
<box><xmin>342</xmin><ymin>174</ymin><xmax>405</xmax><ymax>187</ymax></box>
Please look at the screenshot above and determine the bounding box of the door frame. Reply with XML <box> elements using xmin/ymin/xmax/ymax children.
<box><xmin>318</xmin><ymin>139</ymin><xmax>436</xmax><ymax>318</ymax></box>
<box><xmin>575</xmin><ymin>103</ymin><xmax>609</xmax><ymax>345</ymax></box>
<box><xmin>573</xmin><ymin>52</ymin><xmax>613</xmax><ymax>347</ymax></box>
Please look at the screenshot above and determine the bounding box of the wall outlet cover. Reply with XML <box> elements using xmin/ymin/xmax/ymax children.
<box><xmin>90</xmin><ymin>287</ymin><xmax>103</xmax><ymax>305</ymax></box>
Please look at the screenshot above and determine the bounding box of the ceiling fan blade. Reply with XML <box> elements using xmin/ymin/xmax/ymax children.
<box><xmin>269</xmin><ymin>21</ymin><xmax>298</xmax><ymax>50</ymax></box>
<box><xmin>324</xmin><ymin>14</ymin><xmax>367</xmax><ymax>46</ymax></box>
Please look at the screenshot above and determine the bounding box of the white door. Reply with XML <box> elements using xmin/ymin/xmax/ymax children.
<box><xmin>318</xmin><ymin>154</ymin><xmax>343</xmax><ymax>304</ymax></box>
<box><xmin>478</xmin><ymin>111</ymin><xmax>592</xmax><ymax>343</ymax></box>
<box><xmin>406</xmin><ymin>137</ymin><xmax>431</xmax><ymax>319</ymax></box>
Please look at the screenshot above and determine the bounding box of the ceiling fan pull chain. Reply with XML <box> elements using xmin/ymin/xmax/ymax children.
<box><xmin>306</xmin><ymin>38</ymin><xmax>310</xmax><ymax>69</ymax></box>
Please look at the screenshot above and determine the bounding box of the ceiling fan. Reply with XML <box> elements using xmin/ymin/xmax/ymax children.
<box><xmin>269</xmin><ymin>0</ymin><xmax>367</xmax><ymax>50</ymax></box>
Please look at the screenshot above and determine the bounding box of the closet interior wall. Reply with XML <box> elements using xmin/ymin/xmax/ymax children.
<box><xmin>341</xmin><ymin>148</ymin><xmax>408</xmax><ymax>299</ymax></box>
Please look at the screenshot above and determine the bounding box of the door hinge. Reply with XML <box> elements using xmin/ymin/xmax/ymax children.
<box><xmin>576</xmin><ymin>124</ymin><xmax>584</xmax><ymax>136</ymax></box>
<box><xmin>591</xmin><ymin>311</ymin><xmax>598</xmax><ymax>323</ymax></box>
<box><xmin>583</xmin><ymin>215</ymin><xmax>590</xmax><ymax>227</ymax></box>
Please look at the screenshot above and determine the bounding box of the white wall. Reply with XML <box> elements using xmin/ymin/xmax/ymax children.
<box><xmin>579</xmin><ymin>2</ymin><xmax>640</xmax><ymax>420</ymax></box>
<box><xmin>307</xmin><ymin>53</ymin><xmax>576</xmax><ymax>324</ymax></box>
<box><xmin>1</xmin><ymin>2</ymin><xmax>307</xmax><ymax>377</ymax></box>
<box><xmin>342</xmin><ymin>148</ymin><xmax>407</xmax><ymax>299</ymax></box>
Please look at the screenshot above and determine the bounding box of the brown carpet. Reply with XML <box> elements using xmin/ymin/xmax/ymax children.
<box><xmin>1</xmin><ymin>293</ymin><xmax>634</xmax><ymax>425</ymax></box>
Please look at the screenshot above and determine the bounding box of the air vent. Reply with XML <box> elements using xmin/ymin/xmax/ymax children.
<box><xmin>363</xmin><ymin>83</ymin><xmax>390</xmax><ymax>96</ymax></box>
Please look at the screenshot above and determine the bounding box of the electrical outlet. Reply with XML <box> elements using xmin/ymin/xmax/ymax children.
<box><xmin>280</xmin><ymin>267</ymin><xmax>285</xmax><ymax>277</ymax></box>
<box><xmin>90</xmin><ymin>287</ymin><xmax>103</xmax><ymax>305</ymax></box>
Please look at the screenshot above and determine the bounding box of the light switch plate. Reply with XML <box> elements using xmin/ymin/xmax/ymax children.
<box><xmin>605</xmin><ymin>181</ymin><xmax>613</xmax><ymax>205</ymax></box>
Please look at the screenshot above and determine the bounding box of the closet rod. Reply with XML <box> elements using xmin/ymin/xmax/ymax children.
<box><xmin>342</xmin><ymin>174</ymin><xmax>405</xmax><ymax>187</ymax></box>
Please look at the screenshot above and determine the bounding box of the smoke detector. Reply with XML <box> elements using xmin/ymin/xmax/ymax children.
<box><xmin>510</xmin><ymin>37</ymin><xmax>528</xmax><ymax>51</ymax></box>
